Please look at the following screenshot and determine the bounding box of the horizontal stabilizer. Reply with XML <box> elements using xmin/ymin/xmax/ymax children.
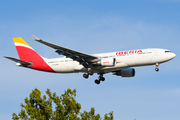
<box><xmin>4</xmin><ymin>56</ymin><xmax>32</xmax><ymax>66</ymax></box>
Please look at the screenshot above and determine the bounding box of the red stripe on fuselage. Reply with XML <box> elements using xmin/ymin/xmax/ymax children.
<box><xmin>15</xmin><ymin>46</ymin><xmax>55</xmax><ymax>73</ymax></box>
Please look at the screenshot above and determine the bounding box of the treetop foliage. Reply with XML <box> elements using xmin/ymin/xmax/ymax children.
<box><xmin>12</xmin><ymin>88</ymin><xmax>113</xmax><ymax>120</ymax></box>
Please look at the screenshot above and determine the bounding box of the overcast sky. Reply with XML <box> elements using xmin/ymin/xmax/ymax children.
<box><xmin>1</xmin><ymin>0</ymin><xmax>180</xmax><ymax>120</ymax></box>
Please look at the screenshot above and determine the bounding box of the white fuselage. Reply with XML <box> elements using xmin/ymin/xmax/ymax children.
<box><xmin>44</xmin><ymin>48</ymin><xmax>176</xmax><ymax>73</ymax></box>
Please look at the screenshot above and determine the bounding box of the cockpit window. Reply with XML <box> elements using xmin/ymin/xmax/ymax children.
<box><xmin>165</xmin><ymin>51</ymin><xmax>171</xmax><ymax>53</ymax></box>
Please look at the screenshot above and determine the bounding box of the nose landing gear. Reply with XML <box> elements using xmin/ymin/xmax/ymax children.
<box><xmin>155</xmin><ymin>68</ymin><xmax>159</xmax><ymax>72</ymax></box>
<box><xmin>155</xmin><ymin>63</ymin><xmax>159</xmax><ymax>72</ymax></box>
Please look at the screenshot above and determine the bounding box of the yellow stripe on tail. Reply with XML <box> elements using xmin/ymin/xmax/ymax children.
<box><xmin>13</xmin><ymin>37</ymin><xmax>31</xmax><ymax>48</ymax></box>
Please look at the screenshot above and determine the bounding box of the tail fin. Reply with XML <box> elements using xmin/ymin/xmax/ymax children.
<box><xmin>13</xmin><ymin>37</ymin><xmax>55</xmax><ymax>72</ymax></box>
<box><xmin>13</xmin><ymin>37</ymin><xmax>37</xmax><ymax>62</ymax></box>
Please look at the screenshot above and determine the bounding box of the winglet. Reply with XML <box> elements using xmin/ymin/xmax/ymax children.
<box><xmin>31</xmin><ymin>34</ymin><xmax>41</xmax><ymax>41</ymax></box>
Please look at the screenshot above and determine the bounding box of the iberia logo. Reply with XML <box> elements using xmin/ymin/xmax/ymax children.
<box><xmin>116</xmin><ymin>50</ymin><xmax>142</xmax><ymax>55</ymax></box>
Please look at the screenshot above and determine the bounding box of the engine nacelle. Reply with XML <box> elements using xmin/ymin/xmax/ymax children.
<box><xmin>97</xmin><ymin>58</ymin><xmax>116</xmax><ymax>67</ymax></box>
<box><xmin>114</xmin><ymin>68</ymin><xmax>135</xmax><ymax>77</ymax></box>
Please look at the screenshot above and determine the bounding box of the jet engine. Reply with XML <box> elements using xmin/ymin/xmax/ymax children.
<box><xmin>114</xmin><ymin>68</ymin><xmax>135</xmax><ymax>77</ymax></box>
<box><xmin>97</xmin><ymin>58</ymin><xmax>116</xmax><ymax>67</ymax></box>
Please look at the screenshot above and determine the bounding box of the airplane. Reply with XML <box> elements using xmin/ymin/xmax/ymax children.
<box><xmin>4</xmin><ymin>35</ymin><xmax>176</xmax><ymax>84</ymax></box>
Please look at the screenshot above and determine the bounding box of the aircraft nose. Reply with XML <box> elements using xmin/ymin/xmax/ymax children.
<box><xmin>172</xmin><ymin>53</ymin><xmax>176</xmax><ymax>58</ymax></box>
<box><xmin>170</xmin><ymin>53</ymin><xmax>176</xmax><ymax>59</ymax></box>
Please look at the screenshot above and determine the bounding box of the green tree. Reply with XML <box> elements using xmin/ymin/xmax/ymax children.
<box><xmin>12</xmin><ymin>88</ymin><xmax>113</xmax><ymax>120</ymax></box>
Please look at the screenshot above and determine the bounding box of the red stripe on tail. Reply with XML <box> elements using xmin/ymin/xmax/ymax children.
<box><xmin>15</xmin><ymin>46</ymin><xmax>55</xmax><ymax>73</ymax></box>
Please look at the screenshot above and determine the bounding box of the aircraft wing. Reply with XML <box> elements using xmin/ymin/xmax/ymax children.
<box><xmin>31</xmin><ymin>35</ymin><xmax>98</xmax><ymax>67</ymax></box>
<box><xmin>4</xmin><ymin>56</ymin><xmax>32</xmax><ymax>66</ymax></box>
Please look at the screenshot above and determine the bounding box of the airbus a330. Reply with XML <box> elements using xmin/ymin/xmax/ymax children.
<box><xmin>5</xmin><ymin>35</ymin><xmax>176</xmax><ymax>84</ymax></box>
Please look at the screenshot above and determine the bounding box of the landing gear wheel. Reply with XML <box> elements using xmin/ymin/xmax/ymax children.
<box><xmin>83</xmin><ymin>74</ymin><xmax>89</xmax><ymax>79</ymax></box>
<box><xmin>95</xmin><ymin>79</ymin><xmax>100</xmax><ymax>84</ymax></box>
<box><xmin>89</xmin><ymin>71</ymin><xmax>94</xmax><ymax>76</ymax></box>
<box><xmin>99</xmin><ymin>77</ymin><xmax>105</xmax><ymax>81</ymax></box>
<box><xmin>155</xmin><ymin>68</ymin><xmax>159</xmax><ymax>72</ymax></box>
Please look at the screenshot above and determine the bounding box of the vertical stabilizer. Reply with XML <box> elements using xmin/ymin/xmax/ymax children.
<box><xmin>13</xmin><ymin>37</ymin><xmax>35</xmax><ymax>61</ymax></box>
<box><xmin>13</xmin><ymin>37</ymin><xmax>55</xmax><ymax>72</ymax></box>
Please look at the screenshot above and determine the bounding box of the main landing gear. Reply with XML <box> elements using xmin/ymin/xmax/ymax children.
<box><xmin>83</xmin><ymin>73</ymin><xmax>105</xmax><ymax>85</ymax></box>
<box><xmin>95</xmin><ymin>74</ymin><xmax>105</xmax><ymax>85</ymax></box>
<box><xmin>155</xmin><ymin>63</ymin><xmax>159</xmax><ymax>72</ymax></box>
<box><xmin>83</xmin><ymin>70</ymin><xmax>94</xmax><ymax>79</ymax></box>
<box><xmin>83</xmin><ymin>73</ymin><xmax>89</xmax><ymax>79</ymax></box>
